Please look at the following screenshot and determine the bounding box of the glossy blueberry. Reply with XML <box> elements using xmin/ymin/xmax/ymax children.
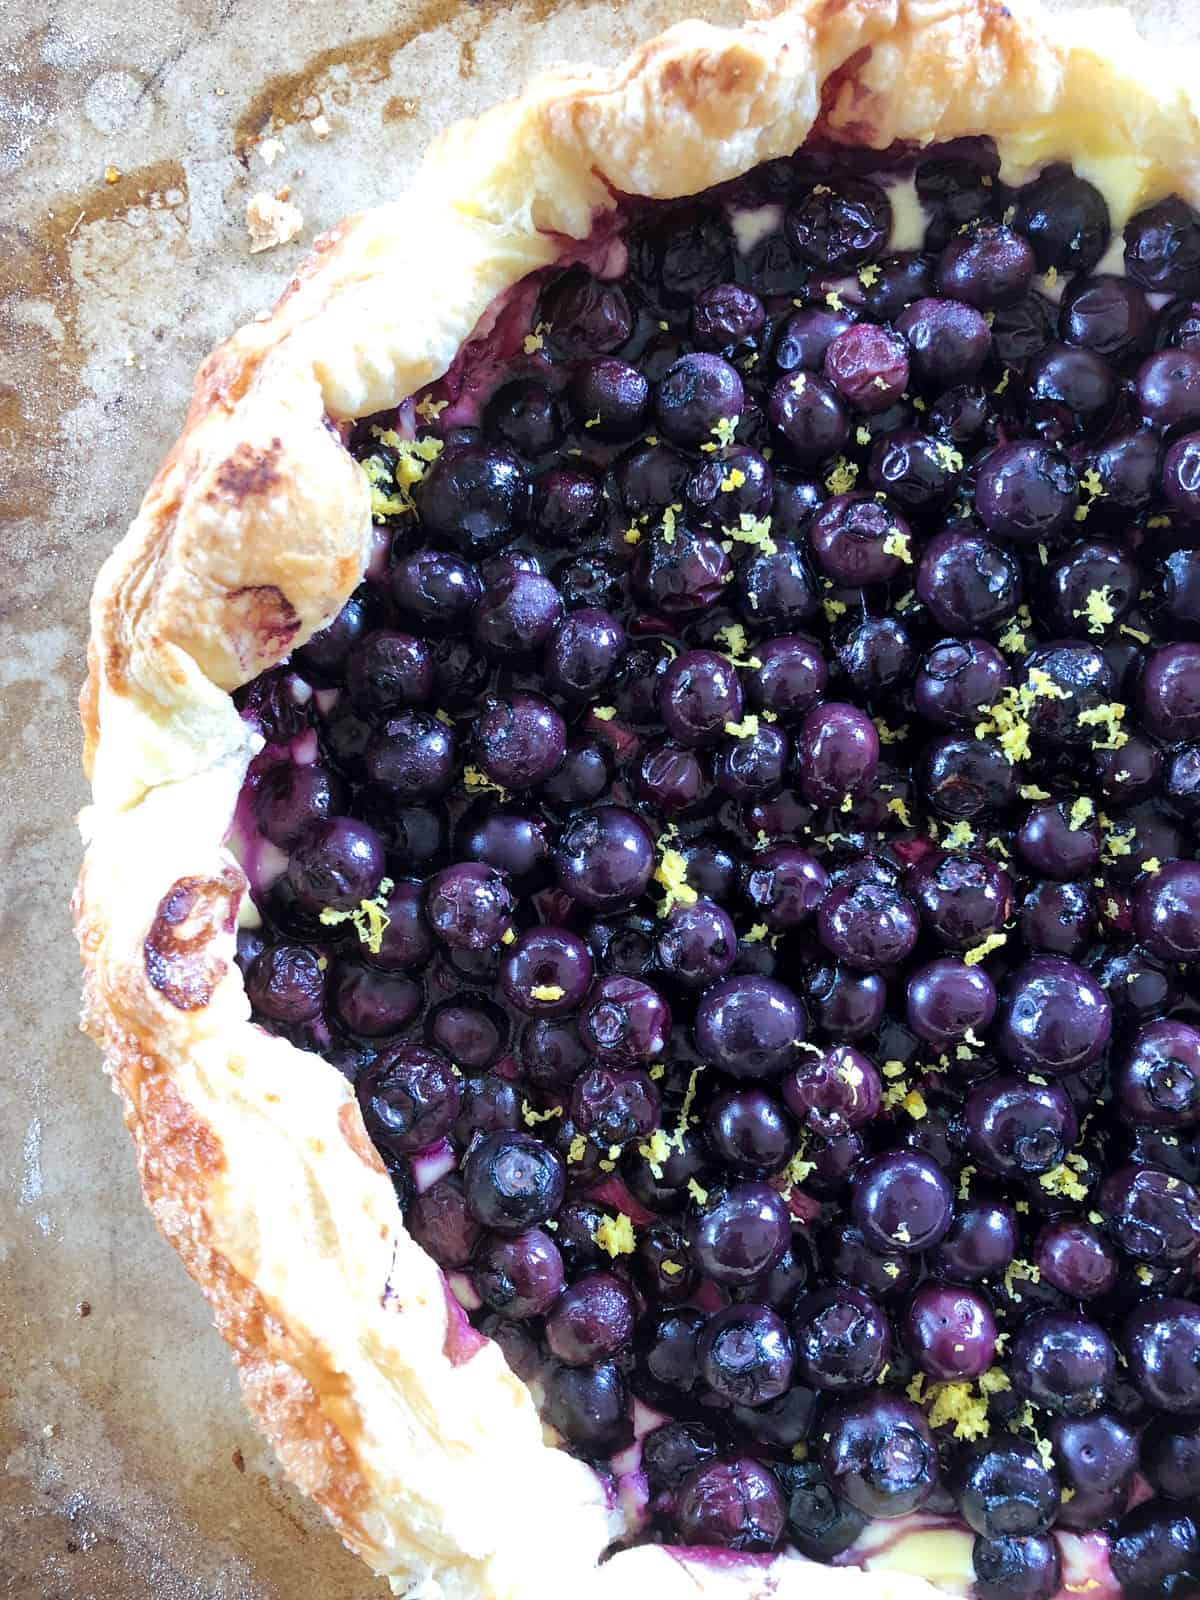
<box><xmin>817</xmin><ymin>879</ymin><xmax>919</xmax><ymax>972</ymax></box>
<box><xmin>359</xmin><ymin>1045</ymin><xmax>462</xmax><ymax>1154</ymax></box>
<box><xmin>937</xmin><ymin>224</ymin><xmax>1035</xmax><ymax>309</ymax></box>
<box><xmin>1013</xmin><ymin>164</ymin><xmax>1110</xmax><ymax>274</ymax></box>
<box><xmin>795</xmin><ymin>702</ymin><xmax>879</xmax><ymax>809</ymax></box>
<box><xmin>364</xmin><ymin>712</ymin><xmax>457</xmax><ymax>799</ymax></box>
<box><xmin>1123</xmin><ymin>1298</ymin><xmax>1200</xmax><ymax>1412</ymax></box>
<box><xmin>957</xmin><ymin>1439</ymin><xmax>1060</xmax><ymax>1538</ymax></box>
<box><xmin>1050</xmin><ymin>1413</ymin><xmax>1137</xmax><ymax>1529</ymax></box>
<box><xmin>531</xmin><ymin>466</ymin><xmax>603</xmax><ymax>544</ymax></box>
<box><xmin>407</xmin><ymin>1174</ymin><xmax>482</xmax><ymax>1269</ymax></box>
<box><xmin>390</xmin><ymin>549</ymin><xmax>483</xmax><ymax>631</ymax></box>
<box><xmin>461</xmin><ymin>1131</ymin><xmax>565</xmax><ymax>1234</ymax></box>
<box><xmin>554</xmin><ymin>806</ymin><xmax>654</xmax><ymax>912</ymax></box>
<box><xmin>332</xmin><ymin>962</ymin><xmax>422</xmax><ymax>1037</ymax></box>
<box><xmin>916</xmin><ymin>528</ymin><xmax>1023</xmax><ymax>636</ymax></box>
<box><xmin>766</xmin><ymin>371</ymin><xmax>850</xmax><ymax>464</ymax></box>
<box><xmin>474</xmin><ymin>693</ymin><xmax>566</xmax><ymax>789</ymax></box>
<box><xmin>578</xmin><ymin>975</ymin><xmax>670</xmax><ymax>1065</ymax></box>
<box><xmin>245</xmin><ymin>943</ymin><xmax>326</xmax><ymax>1023</ymax></box>
<box><xmin>541</xmin><ymin>1359</ymin><xmax>633</xmax><ymax>1453</ymax></box>
<box><xmin>906</xmin><ymin>958</ymin><xmax>996</xmax><ymax>1048</ymax></box>
<box><xmin>688</xmin><ymin>1181</ymin><xmax>791</xmax><ymax>1285</ymax></box>
<box><xmin>1110</xmin><ymin>1499</ymin><xmax>1200</xmax><ymax>1596</ymax></box>
<box><xmin>971</xmin><ymin>1534</ymin><xmax>1061</xmax><ymax>1600</ymax></box>
<box><xmin>475</xmin><ymin>1228</ymin><xmax>565</xmax><ymax>1319</ymax></box>
<box><xmin>932</xmin><ymin>1198</ymin><xmax>1019</xmax><ymax>1283</ymax></box>
<box><xmin>964</xmin><ymin>1074</ymin><xmax>1078</xmax><ymax>1179</ymax></box>
<box><xmin>633</xmin><ymin>522</ymin><xmax>732</xmax><ymax>617</ymax></box>
<box><xmin>417</xmin><ymin>440</ymin><xmax>529</xmax><ymax>555</ymax></box>
<box><xmin>501</xmin><ymin>926</ymin><xmax>593</xmax><ymax>1016</ymax></box>
<box><xmin>692</xmin><ymin>282</ymin><xmax>766</xmax><ymax>350</ymax></box>
<box><xmin>823</xmin><ymin>323</ymin><xmax>909</xmax><ymax>414</ymax></box>
<box><xmin>897</xmin><ymin>297</ymin><xmax>992</xmax><ymax>388</ymax></box>
<box><xmin>1141</xmin><ymin>1416</ymin><xmax>1200</xmax><ymax>1502</ymax></box>
<box><xmin>1098</xmin><ymin>1165</ymin><xmax>1200</xmax><ymax>1267</ymax></box>
<box><xmin>803</xmin><ymin>963</ymin><xmax>887</xmax><ymax>1041</ymax></box>
<box><xmin>295</xmin><ymin>593</ymin><xmax>368</xmax><ymax>679</ymax></box>
<box><xmin>996</xmin><ymin>957</ymin><xmax>1111</xmax><ymax>1077</ymax></box>
<box><xmin>1010</xmin><ymin>1312</ymin><xmax>1116</xmax><ymax>1417</ymax></box>
<box><xmin>809</xmin><ymin>493</ymin><xmax>913</xmax><ymax>587</ymax></box>
<box><xmin>821</xmin><ymin>1394</ymin><xmax>939</xmax><ymax>1519</ymax></box>
<box><xmin>1133</xmin><ymin>861</ymin><xmax>1200</xmax><ymax>965</ymax></box>
<box><xmin>694</xmin><ymin>975</ymin><xmax>806</xmax><ymax>1080</ymax></box>
<box><xmin>1116</xmin><ymin>1020</ymin><xmax>1200</xmax><ymax>1129</ymax></box>
<box><xmin>706</xmin><ymin>1088</ymin><xmax>795</xmax><ymax>1175</ymax></box>
<box><xmin>698</xmin><ymin>1302</ymin><xmax>795</xmax><ymax>1407</ymax></box>
<box><xmin>786</xmin><ymin>177</ymin><xmax>891</xmax><ymax>270</ymax></box>
<box><xmin>784</xmin><ymin>1459</ymin><xmax>869</xmax><ymax>1560</ymax></box>
<box><xmin>545</xmin><ymin>1271</ymin><xmax>636</xmax><ymax>1365</ymax></box>
<box><xmin>791</xmin><ymin>1285</ymin><xmax>892</xmax><ymax>1392</ymax></box>
<box><xmin>975</xmin><ymin>443</ymin><xmax>1079</xmax><ymax>543</ymax></box>
<box><xmin>286</xmin><ymin>816</ymin><xmax>386</xmax><ymax>914</ymax></box>
<box><xmin>484</xmin><ymin>377</ymin><xmax>561</xmax><ymax>456</ymax></box>
<box><xmin>782</xmin><ymin>1045</ymin><xmax>882</xmax><ymax>1138</ymax></box>
<box><xmin>914</xmin><ymin>640</ymin><xmax>1010</xmax><ymax>729</ymax></box>
<box><xmin>423</xmin><ymin>863</ymin><xmax>513</xmax><ymax>953</ymax></box>
<box><xmin>850</xmin><ymin>1150</ymin><xmax>953</xmax><ymax>1255</ymax></box>
<box><xmin>254</xmin><ymin>762</ymin><xmax>344</xmax><ymax>850</ymax></box>
<box><xmin>745</xmin><ymin>846</ymin><xmax>828</xmax><ymax>932</ymax></box>
<box><xmin>538</xmin><ymin>265</ymin><xmax>633</xmax><ymax>357</ymax></box>
<box><xmin>674</xmin><ymin>1457</ymin><xmax>786</xmax><ymax>1551</ymax></box>
<box><xmin>1125</xmin><ymin>195</ymin><xmax>1200</xmax><ymax>295</ymax></box>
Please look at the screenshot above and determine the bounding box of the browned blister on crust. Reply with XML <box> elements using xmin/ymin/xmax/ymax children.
<box><xmin>76</xmin><ymin>2</ymin><xmax>1200</xmax><ymax>1596</ymax></box>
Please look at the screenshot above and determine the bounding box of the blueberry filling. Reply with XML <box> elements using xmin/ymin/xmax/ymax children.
<box><xmin>230</xmin><ymin>144</ymin><xmax>1200</xmax><ymax>1596</ymax></box>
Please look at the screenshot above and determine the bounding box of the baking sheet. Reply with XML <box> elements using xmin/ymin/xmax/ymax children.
<box><xmin>0</xmin><ymin>0</ymin><xmax>1189</xmax><ymax>1595</ymax></box>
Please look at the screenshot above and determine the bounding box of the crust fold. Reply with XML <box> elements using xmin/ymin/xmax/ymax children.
<box><xmin>78</xmin><ymin>2</ymin><xmax>1200</xmax><ymax>1595</ymax></box>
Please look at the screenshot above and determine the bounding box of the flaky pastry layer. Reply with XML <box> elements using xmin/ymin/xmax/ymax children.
<box><xmin>77</xmin><ymin>2</ymin><xmax>1200</xmax><ymax>1596</ymax></box>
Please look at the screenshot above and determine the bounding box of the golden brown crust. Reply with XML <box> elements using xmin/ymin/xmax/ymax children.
<box><xmin>78</xmin><ymin>1</ymin><xmax>1200</xmax><ymax>1596</ymax></box>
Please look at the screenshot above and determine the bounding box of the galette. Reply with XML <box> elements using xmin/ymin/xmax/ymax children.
<box><xmin>76</xmin><ymin>0</ymin><xmax>1200</xmax><ymax>1596</ymax></box>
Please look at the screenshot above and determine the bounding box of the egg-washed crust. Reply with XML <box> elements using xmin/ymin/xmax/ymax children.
<box><xmin>76</xmin><ymin>2</ymin><xmax>1199</xmax><ymax>1596</ymax></box>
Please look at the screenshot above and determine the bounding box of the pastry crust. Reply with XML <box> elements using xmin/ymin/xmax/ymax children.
<box><xmin>76</xmin><ymin>2</ymin><xmax>1200</xmax><ymax>1596</ymax></box>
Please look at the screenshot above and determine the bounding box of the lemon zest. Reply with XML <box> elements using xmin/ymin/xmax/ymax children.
<box><xmin>530</xmin><ymin>985</ymin><xmax>565</xmax><ymax>1002</ymax></box>
<box><xmin>592</xmin><ymin>706</ymin><xmax>617</xmax><ymax>721</ymax></box>
<box><xmin>318</xmin><ymin>876</ymin><xmax>394</xmax><ymax>955</ymax></box>
<box><xmin>964</xmin><ymin>932</ymin><xmax>1007</xmax><ymax>966</ymax></box>
<box><xmin>1077</xmin><ymin>702</ymin><xmax>1128</xmax><ymax>751</ymax></box>
<box><xmin>521</xmin><ymin>1101</ymin><xmax>563</xmax><ymax>1127</ymax></box>
<box><xmin>825</xmin><ymin>457</ymin><xmax>858</xmax><ymax>495</ymax></box>
<box><xmin>882</xmin><ymin>529</ymin><xmax>913</xmax><ymax>564</ymax></box>
<box><xmin>592</xmin><ymin>1213</ymin><xmax>637</xmax><ymax>1258</ymax></box>
<box><xmin>654</xmin><ymin>847</ymin><xmax>699</xmax><ymax>918</ymax></box>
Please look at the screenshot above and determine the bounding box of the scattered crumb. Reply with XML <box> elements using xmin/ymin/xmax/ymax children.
<box><xmin>309</xmin><ymin>113</ymin><xmax>332</xmax><ymax>139</ymax></box>
<box><xmin>77</xmin><ymin>1301</ymin><xmax>91</xmax><ymax>1317</ymax></box>
<box><xmin>257</xmin><ymin>136</ymin><xmax>285</xmax><ymax>167</ymax></box>
<box><xmin>104</xmin><ymin>165</ymin><xmax>121</xmax><ymax>184</ymax></box>
<box><xmin>232</xmin><ymin>1447</ymin><xmax>246</xmax><ymax>1473</ymax></box>
<box><xmin>246</xmin><ymin>192</ymin><xmax>304</xmax><ymax>254</ymax></box>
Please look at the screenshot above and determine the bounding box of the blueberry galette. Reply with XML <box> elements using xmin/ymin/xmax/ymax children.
<box><xmin>76</xmin><ymin>0</ymin><xmax>1200</xmax><ymax>1595</ymax></box>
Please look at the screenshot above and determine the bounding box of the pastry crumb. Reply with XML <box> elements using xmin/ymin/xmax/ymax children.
<box><xmin>257</xmin><ymin>136</ymin><xmax>285</xmax><ymax>167</ymax></box>
<box><xmin>309</xmin><ymin>113</ymin><xmax>332</xmax><ymax>139</ymax></box>
<box><xmin>246</xmin><ymin>192</ymin><xmax>304</xmax><ymax>254</ymax></box>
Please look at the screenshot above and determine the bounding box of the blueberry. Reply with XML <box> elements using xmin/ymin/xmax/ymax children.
<box><xmin>791</xmin><ymin>1284</ymin><xmax>891</xmax><ymax>1391</ymax></box>
<box><xmin>1010</xmin><ymin>1312</ymin><xmax>1116</xmax><ymax>1417</ymax></box>
<box><xmin>821</xmin><ymin>1394</ymin><xmax>939</xmax><ymax>1518</ymax></box>
<box><xmin>417</xmin><ymin>440</ymin><xmax>530</xmax><ymax>554</ymax></box>
<box><xmin>245</xmin><ymin>943</ymin><xmax>326</xmax><ymax>1023</ymax></box>
<box><xmin>538</xmin><ymin>265</ymin><xmax>633</xmax><ymax>357</ymax></box>
<box><xmin>1111</xmin><ymin>1500</ymin><xmax>1200</xmax><ymax>1596</ymax></box>
<box><xmin>359</xmin><ymin>1045</ymin><xmax>462</xmax><ymax>1154</ymax></box>
<box><xmin>1122</xmin><ymin>1298</ymin><xmax>1200</xmax><ymax>1411</ymax></box>
<box><xmin>850</xmin><ymin>1150</ymin><xmax>953</xmax><ymax>1254</ymax></box>
<box><xmin>957</xmin><ymin>1439</ymin><xmax>1060</xmax><ymax>1538</ymax></box>
<box><xmin>1125</xmin><ymin>196</ymin><xmax>1200</xmax><ymax>295</ymax></box>
<box><xmin>541</xmin><ymin>1359</ymin><xmax>633</xmax><ymax>1453</ymax></box>
<box><xmin>475</xmin><ymin>1229</ymin><xmax>565</xmax><ymax>1318</ymax></box>
<box><xmin>688</xmin><ymin>1181</ymin><xmax>790</xmax><ymax>1285</ymax></box>
<box><xmin>461</xmin><ymin>1131</ymin><xmax>565</xmax><ymax>1234</ymax></box>
<box><xmin>1013</xmin><ymin>164</ymin><xmax>1110</xmax><ymax>274</ymax></box>
<box><xmin>693</xmin><ymin>975</ymin><xmax>806</xmax><ymax>1079</ymax></box>
<box><xmin>698</xmin><ymin>1302</ymin><xmax>795</xmax><ymax>1407</ymax></box>
<box><xmin>786</xmin><ymin>177</ymin><xmax>891</xmax><ymax>270</ymax></box>
<box><xmin>971</xmin><ymin>1533</ymin><xmax>1061</xmax><ymax>1600</ymax></box>
<box><xmin>674</xmin><ymin>1457</ymin><xmax>785</xmax><ymax>1551</ymax></box>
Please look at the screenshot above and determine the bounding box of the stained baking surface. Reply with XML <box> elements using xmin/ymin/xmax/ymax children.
<box><xmin>0</xmin><ymin>0</ymin><xmax>1188</xmax><ymax>1596</ymax></box>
